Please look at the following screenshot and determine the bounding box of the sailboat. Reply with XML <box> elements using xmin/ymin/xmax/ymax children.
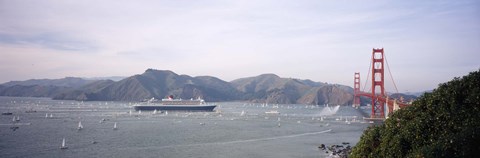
<box><xmin>240</xmin><ymin>110</ymin><xmax>245</xmax><ymax>116</ymax></box>
<box><xmin>77</xmin><ymin>121</ymin><xmax>83</xmax><ymax>130</ymax></box>
<box><xmin>12</xmin><ymin>116</ymin><xmax>20</xmax><ymax>122</ymax></box>
<box><xmin>113</xmin><ymin>122</ymin><xmax>118</xmax><ymax>130</ymax></box>
<box><xmin>153</xmin><ymin>109</ymin><xmax>157</xmax><ymax>114</ymax></box>
<box><xmin>60</xmin><ymin>138</ymin><xmax>68</xmax><ymax>149</ymax></box>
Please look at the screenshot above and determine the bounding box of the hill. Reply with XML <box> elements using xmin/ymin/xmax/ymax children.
<box><xmin>231</xmin><ymin>74</ymin><xmax>353</xmax><ymax>105</ymax></box>
<box><xmin>53</xmin><ymin>69</ymin><xmax>241</xmax><ymax>101</ymax></box>
<box><xmin>0</xmin><ymin>69</ymin><xmax>414</xmax><ymax>105</ymax></box>
<box><xmin>2</xmin><ymin>77</ymin><xmax>95</xmax><ymax>88</ymax></box>
<box><xmin>0</xmin><ymin>77</ymin><xmax>96</xmax><ymax>98</ymax></box>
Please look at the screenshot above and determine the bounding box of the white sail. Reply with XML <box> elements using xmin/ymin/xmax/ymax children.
<box><xmin>60</xmin><ymin>137</ymin><xmax>68</xmax><ymax>149</ymax></box>
<box><xmin>113</xmin><ymin>122</ymin><xmax>117</xmax><ymax>130</ymax></box>
<box><xmin>78</xmin><ymin>121</ymin><xmax>83</xmax><ymax>130</ymax></box>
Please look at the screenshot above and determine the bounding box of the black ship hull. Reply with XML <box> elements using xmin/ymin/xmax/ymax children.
<box><xmin>133</xmin><ymin>105</ymin><xmax>217</xmax><ymax>111</ymax></box>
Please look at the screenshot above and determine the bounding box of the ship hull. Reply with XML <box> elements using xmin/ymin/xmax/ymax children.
<box><xmin>133</xmin><ymin>104</ymin><xmax>217</xmax><ymax>111</ymax></box>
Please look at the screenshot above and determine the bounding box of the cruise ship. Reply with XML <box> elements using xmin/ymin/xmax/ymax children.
<box><xmin>133</xmin><ymin>96</ymin><xmax>216</xmax><ymax>111</ymax></box>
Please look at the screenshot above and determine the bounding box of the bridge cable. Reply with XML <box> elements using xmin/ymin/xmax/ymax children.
<box><xmin>362</xmin><ymin>53</ymin><xmax>372</xmax><ymax>92</ymax></box>
<box><xmin>384</xmin><ymin>53</ymin><xmax>399</xmax><ymax>94</ymax></box>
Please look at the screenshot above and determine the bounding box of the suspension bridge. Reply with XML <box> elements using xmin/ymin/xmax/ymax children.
<box><xmin>353</xmin><ymin>48</ymin><xmax>411</xmax><ymax>119</ymax></box>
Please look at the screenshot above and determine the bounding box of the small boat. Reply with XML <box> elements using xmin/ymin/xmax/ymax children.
<box><xmin>25</xmin><ymin>109</ymin><xmax>37</xmax><ymax>113</ymax></box>
<box><xmin>60</xmin><ymin>138</ymin><xmax>68</xmax><ymax>149</ymax></box>
<box><xmin>50</xmin><ymin>114</ymin><xmax>53</xmax><ymax>118</ymax></box>
<box><xmin>77</xmin><ymin>121</ymin><xmax>83</xmax><ymax>130</ymax></box>
<box><xmin>2</xmin><ymin>112</ymin><xmax>13</xmax><ymax>115</ymax></box>
<box><xmin>12</xmin><ymin>116</ymin><xmax>20</xmax><ymax>122</ymax></box>
<box><xmin>113</xmin><ymin>122</ymin><xmax>117</xmax><ymax>130</ymax></box>
<box><xmin>45</xmin><ymin>113</ymin><xmax>48</xmax><ymax>118</ymax></box>
<box><xmin>240</xmin><ymin>110</ymin><xmax>245</xmax><ymax>116</ymax></box>
<box><xmin>10</xmin><ymin>126</ymin><xmax>19</xmax><ymax>131</ymax></box>
<box><xmin>265</xmin><ymin>110</ymin><xmax>280</xmax><ymax>114</ymax></box>
<box><xmin>153</xmin><ymin>109</ymin><xmax>157</xmax><ymax>114</ymax></box>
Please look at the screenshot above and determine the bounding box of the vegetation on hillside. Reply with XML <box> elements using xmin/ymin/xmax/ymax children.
<box><xmin>351</xmin><ymin>69</ymin><xmax>480</xmax><ymax>157</ymax></box>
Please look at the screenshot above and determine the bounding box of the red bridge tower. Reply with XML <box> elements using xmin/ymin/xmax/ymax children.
<box><xmin>353</xmin><ymin>72</ymin><xmax>361</xmax><ymax>107</ymax></box>
<box><xmin>371</xmin><ymin>48</ymin><xmax>385</xmax><ymax>118</ymax></box>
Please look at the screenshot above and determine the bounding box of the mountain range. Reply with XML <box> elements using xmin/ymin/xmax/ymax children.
<box><xmin>0</xmin><ymin>69</ymin><xmax>416</xmax><ymax>105</ymax></box>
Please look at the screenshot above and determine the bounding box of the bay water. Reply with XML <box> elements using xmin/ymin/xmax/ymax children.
<box><xmin>0</xmin><ymin>97</ymin><xmax>369</xmax><ymax>158</ymax></box>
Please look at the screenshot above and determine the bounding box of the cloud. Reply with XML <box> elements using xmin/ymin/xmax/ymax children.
<box><xmin>0</xmin><ymin>32</ymin><xmax>98</xmax><ymax>51</ymax></box>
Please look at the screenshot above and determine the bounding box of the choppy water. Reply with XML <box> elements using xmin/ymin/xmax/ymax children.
<box><xmin>0</xmin><ymin>97</ymin><xmax>370</xmax><ymax>158</ymax></box>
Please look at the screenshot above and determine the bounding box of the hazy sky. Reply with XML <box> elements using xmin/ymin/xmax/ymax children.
<box><xmin>0</xmin><ymin>0</ymin><xmax>479</xmax><ymax>92</ymax></box>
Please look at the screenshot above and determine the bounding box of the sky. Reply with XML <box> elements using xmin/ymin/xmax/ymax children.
<box><xmin>0</xmin><ymin>0</ymin><xmax>479</xmax><ymax>93</ymax></box>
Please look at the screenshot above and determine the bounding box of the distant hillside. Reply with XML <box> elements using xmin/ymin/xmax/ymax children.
<box><xmin>0</xmin><ymin>69</ymin><xmax>417</xmax><ymax>105</ymax></box>
<box><xmin>231</xmin><ymin>73</ymin><xmax>353</xmax><ymax>105</ymax></box>
<box><xmin>2</xmin><ymin>77</ymin><xmax>94</xmax><ymax>88</ymax></box>
<box><xmin>52</xmin><ymin>80</ymin><xmax>115</xmax><ymax>100</ymax></box>
<box><xmin>83</xmin><ymin>76</ymin><xmax>126</xmax><ymax>81</ymax></box>
<box><xmin>53</xmin><ymin>69</ymin><xmax>241</xmax><ymax>101</ymax></box>
<box><xmin>0</xmin><ymin>85</ymin><xmax>73</xmax><ymax>98</ymax></box>
<box><xmin>390</xmin><ymin>93</ymin><xmax>417</xmax><ymax>102</ymax></box>
<box><xmin>0</xmin><ymin>77</ymin><xmax>95</xmax><ymax>98</ymax></box>
<box><xmin>404</xmin><ymin>90</ymin><xmax>431</xmax><ymax>97</ymax></box>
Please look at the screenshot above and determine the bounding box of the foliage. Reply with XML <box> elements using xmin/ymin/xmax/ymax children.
<box><xmin>350</xmin><ymin>69</ymin><xmax>480</xmax><ymax>157</ymax></box>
